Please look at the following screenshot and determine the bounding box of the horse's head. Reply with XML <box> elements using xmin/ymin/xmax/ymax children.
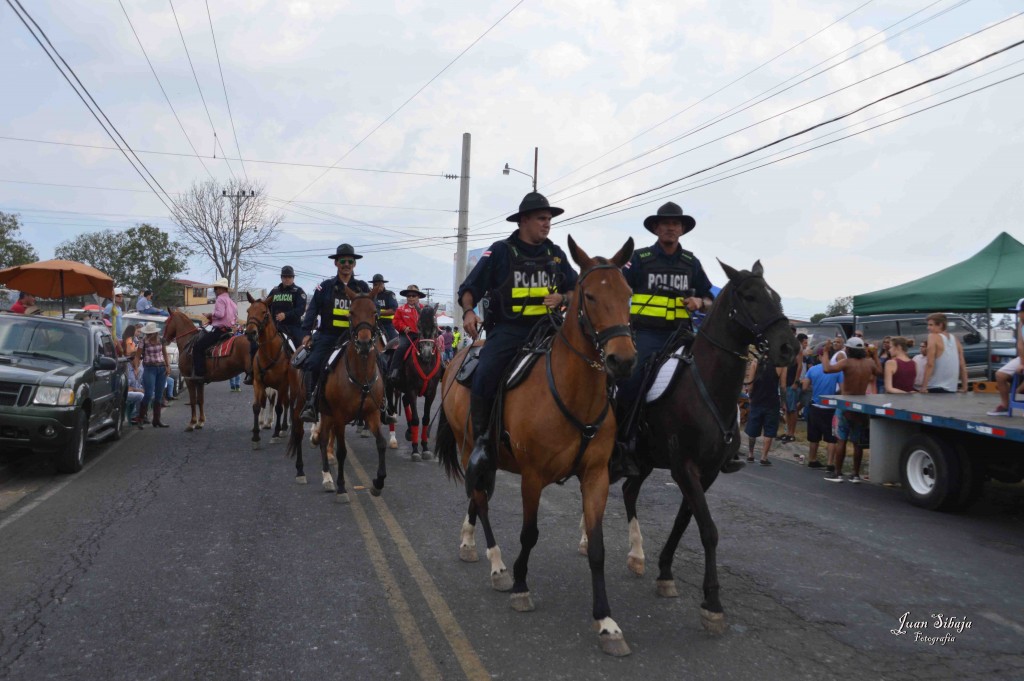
<box><xmin>346</xmin><ymin>286</ymin><xmax>378</xmax><ymax>356</ymax></box>
<box><xmin>717</xmin><ymin>260</ymin><xmax>799</xmax><ymax>367</ymax></box>
<box><xmin>416</xmin><ymin>306</ymin><xmax>439</xmax><ymax>363</ymax></box>
<box><xmin>567</xmin><ymin>235</ymin><xmax>637</xmax><ymax>380</ymax></box>
<box><xmin>163</xmin><ymin>309</ymin><xmax>190</xmax><ymax>344</ymax></box>
<box><xmin>245</xmin><ymin>296</ymin><xmax>271</xmax><ymax>343</ymax></box>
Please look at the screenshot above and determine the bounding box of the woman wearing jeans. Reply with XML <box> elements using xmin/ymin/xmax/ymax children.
<box><xmin>139</xmin><ymin>322</ymin><xmax>170</xmax><ymax>428</ymax></box>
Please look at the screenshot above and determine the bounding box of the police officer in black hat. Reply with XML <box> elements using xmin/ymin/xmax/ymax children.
<box><xmin>458</xmin><ymin>192</ymin><xmax>579</xmax><ymax>497</ymax></box>
<box><xmin>243</xmin><ymin>265</ymin><xmax>307</xmax><ymax>385</ymax></box>
<box><xmin>298</xmin><ymin>244</ymin><xmax>370</xmax><ymax>423</ymax></box>
<box><xmin>372</xmin><ymin>274</ymin><xmax>399</xmax><ymax>342</ymax></box>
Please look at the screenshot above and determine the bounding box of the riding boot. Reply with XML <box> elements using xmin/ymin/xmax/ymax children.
<box><xmin>300</xmin><ymin>370</ymin><xmax>318</xmax><ymax>423</ymax></box>
<box><xmin>464</xmin><ymin>394</ymin><xmax>497</xmax><ymax>499</ymax></box>
<box><xmin>610</xmin><ymin>402</ymin><xmax>642</xmax><ymax>480</ymax></box>
<box><xmin>152</xmin><ymin>401</ymin><xmax>169</xmax><ymax>428</ymax></box>
<box><xmin>135</xmin><ymin>404</ymin><xmax>148</xmax><ymax>429</ymax></box>
<box><xmin>244</xmin><ymin>340</ymin><xmax>257</xmax><ymax>385</ymax></box>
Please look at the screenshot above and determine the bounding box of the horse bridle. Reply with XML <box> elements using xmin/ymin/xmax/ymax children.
<box><xmin>558</xmin><ymin>262</ymin><xmax>634</xmax><ymax>371</ymax></box>
<box><xmin>700</xmin><ymin>273</ymin><xmax>788</xmax><ymax>359</ymax></box>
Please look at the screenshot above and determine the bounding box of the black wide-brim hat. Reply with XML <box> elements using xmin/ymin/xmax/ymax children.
<box><xmin>506</xmin><ymin>192</ymin><xmax>564</xmax><ymax>222</ymax></box>
<box><xmin>643</xmin><ymin>201</ymin><xmax>696</xmax><ymax>234</ymax></box>
<box><xmin>400</xmin><ymin>284</ymin><xmax>422</xmax><ymax>297</ymax></box>
<box><xmin>281</xmin><ymin>265</ymin><xmax>295</xmax><ymax>276</ymax></box>
<box><xmin>328</xmin><ymin>243</ymin><xmax>363</xmax><ymax>260</ymax></box>
<box><xmin>371</xmin><ymin>274</ymin><xmax>388</xmax><ymax>283</ymax></box>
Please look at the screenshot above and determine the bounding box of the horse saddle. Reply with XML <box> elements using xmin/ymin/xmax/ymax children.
<box><xmin>203</xmin><ymin>330</ymin><xmax>237</xmax><ymax>359</ymax></box>
<box><xmin>455</xmin><ymin>345</ymin><xmax>482</xmax><ymax>387</ymax></box>
<box><xmin>504</xmin><ymin>336</ymin><xmax>552</xmax><ymax>391</ymax></box>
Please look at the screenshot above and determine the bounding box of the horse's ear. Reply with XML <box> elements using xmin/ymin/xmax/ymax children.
<box><xmin>611</xmin><ymin>237</ymin><xmax>634</xmax><ymax>268</ymax></box>
<box><xmin>246</xmin><ymin>292</ymin><xmax>255</xmax><ymax>303</ymax></box>
<box><xmin>718</xmin><ymin>259</ymin><xmax>740</xmax><ymax>281</ymax></box>
<box><xmin>751</xmin><ymin>260</ymin><xmax>764</xmax><ymax>277</ymax></box>
<box><xmin>567</xmin><ymin>235</ymin><xmax>592</xmax><ymax>270</ymax></box>
<box><xmin>345</xmin><ymin>286</ymin><xmax>358</xmax><ymax>301</ymax></box>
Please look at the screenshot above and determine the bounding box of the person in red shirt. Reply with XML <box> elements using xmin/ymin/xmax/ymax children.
<box><xmin>9</xmin><ymin>291</ymin><xmax>35</xmax><ymax>314</ymax></box>
<box><xmin>386</xmin><ymin>285</ymin><xmax>426</xmax><ymax>409</ymax></box>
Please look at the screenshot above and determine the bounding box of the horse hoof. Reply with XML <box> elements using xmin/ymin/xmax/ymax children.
<box><xmin>196</xmin><ymin>423</ymin><xmax>204</xmax><ymax>430</ymax></box>
<box><xmin>627</xmin><ymin>555</ymin><xmax>645</xmax><ymax>577</ymax></box>
<box><xmin>491</xmin><ymin>571</ymin><xmax>513</xmax><ymax>592</ymax></box>
<box><xmin>262</xmin><ymin>424</ymin><xmax>271</xmax><ymax>430</ymax></box>
<box><xmin>656</xmin><ymin>579</ymin><xmax>678</xmax><ymax>598</ymax></box>
<box><xmin>322</xmin><ymin>480</ymin><xmax>336</xmax><ymax>493</ymax></box>
<box><xmin>578</xmin><ymin>540</ymin><xmax>589</xmax><ymax>556</ymax></box>
<box><xmin>420</xmin><ymin>449</ymin><xmax>432</xmax><ymax>461</ymax></box>
<box><xmin>185</xmin><ymin>425</ymin><xmax>195</xmax><ymax>433</ymax></box>
<box><xmin>360</xmin><ymin>429</ymin><xmax>370</xmax><ymax>438</ymax></box>
<box><xmin>700</xmin><ymin>608</ymin><xmax>727</xmax><ymax>635</ymax></box>
<box><xmin>598</xmin><ymin>633</ymin><xmax>632</xmax><ymax>657</ymax></box>
<box><xmin>388</xmin><ymin>438</ymin><xmax>398</xmax><ymax>450</ymax></box>
<box><xmin>370</xmin><ymin>485</ymin><xmax>382</xmax><ymax>497</ymax></box>
<box><xmin>270</xmin><ymin>437</ymin><xmax>281</xmax><ymax>444</ymax></box>
<box><xmin>336</xmin><ymin>493</ymin><xmax>350</xmax><ymax>504</ymax></box>
<box><xmin>310</xmin><ymin>435</ymin><xmax>320</xmax><ymax>446</ymax></box>
<box><xmin>251</xmin><ymin>441</ymin><xmax>260</xmax><ymax>450</ymax></box>
<box><xmin>459</xmin><ymin>546</ymin><xmax>479</xmax><ymax>562</ymax></box>
<box><xmin>296</xmin><ymin>476</ymin><xmax>308</xmax><ymax>485</ymax></box>
<box><xmin>411</xmin><ymin>452</ymin><xmax>421</xmax><ymax>462</ymax></box>
<box><xmin>509</xmin><ymin>592</ymin><xmax>534</xmax><ymax>612</ymax></box>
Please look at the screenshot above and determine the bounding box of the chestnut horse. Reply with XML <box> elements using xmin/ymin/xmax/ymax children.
<box><xmin>315</xmin><ymin>285</ymin><xmax>389</xmax><ymax>502</ymax></box>
<box><xmin>244</xmin><ymin>296</ymin><xmax>307</xmax><ymax>474</ymax></box>
<box><xmin>587</xmin><ymin>261</ymin><xmax>798</xmax><ymax>636</ymax></box>
<box><xmin>394</xmin><ymin>306</ymin><xmax>443</xmax><ymax>462</ymax></box>
<box><xmin>164</xmin><ymin>309</ymin><xmax>251</xmax><ymax>432</ymax></box>
<box><xmin>436</xmin><ymin>236</ymin><xmax>637</xmax><ymax>656</ymax></box>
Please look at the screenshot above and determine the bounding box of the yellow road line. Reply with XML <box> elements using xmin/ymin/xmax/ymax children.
<box><xmin>347</xmin><ymin>443</ymin><xmax>491</xmax><ymax>681</ymax></box>
<box><xmin>348</xmin><ymin>481</ymin><xmax>443</xmax><ymax>681</ymax></box>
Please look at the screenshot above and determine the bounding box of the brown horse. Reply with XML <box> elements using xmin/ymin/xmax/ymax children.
<box><xmin>164</xmin><ymin>309</ymin><xmax>251</xmax><ymax>432</ymax></box>
<box><xmin>316</xmin><ymin>284</ymin><xmax>389</xmax><ymax>502</ymax></box>
<box><xmin>436</xmin><ymin>236</ymin><xmax>637</xmax><ymax>656</ymax></box>
<box><xmin>244</xmin><ymin>296</ymin><xmax>308</xmax><ymax>477</ymax></box>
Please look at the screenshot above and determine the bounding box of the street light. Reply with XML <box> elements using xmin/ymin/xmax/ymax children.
<box><xmin>502</xmin><ymin>147</ymin><xmax>538</xmax><ymax>192</ymax></box>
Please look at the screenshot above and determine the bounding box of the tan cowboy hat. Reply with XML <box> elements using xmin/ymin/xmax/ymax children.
<box><xmin>140</xmin><ymin>321</ymin><xmax>160</xmax><ymax>335</ymax></box>
<box><xmin>211</xmin><ymin>277</ymin><xmax>230</xmax><ymax>290</ymax></box>
<box><xmin>23</xmin><ymin>305</ymin><xmax>42</xmax><ymax>315</ymax></box>
<box><xmin>400</xmin><ymin>284</ymin><xmax>422</xmax><ymax>297</ymax></box>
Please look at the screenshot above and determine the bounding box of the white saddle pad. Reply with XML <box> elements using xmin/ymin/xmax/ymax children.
<box><xmin>645</xmin><ymin>348</ymin><xmax>684</xmax><ymax>403</ymax></box>
<box><xmin>506</xmin><ymin>352</ymin><xmax>534</xmax><ymax>386</ymax></box>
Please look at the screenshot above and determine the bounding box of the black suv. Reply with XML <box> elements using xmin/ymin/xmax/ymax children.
<box><xmin>0</xmin><ymin>312</ymin><xmax>127</xmax><ymax>473</ymax></box>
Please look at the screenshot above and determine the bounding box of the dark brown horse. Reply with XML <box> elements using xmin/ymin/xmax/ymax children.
<box><xmin>164</xmin><ymin>309</ymin><xmax>251</xmax><ymax>432</ymax></box>
<box><xmin>393</xmin><ymin>306</ymin><xmax>443</xmax><ymax>462</ymax></box>
<box><xmin>596</xmin><ymin>261</ymin><xmax>798</xmax><ymax>636</ymax></box>
<box><xmin>315</xmin><ymin>284</ymin><xmax>389</xmax><ymax>502</ymax></box>
<box><xmin>436</xmin><ymin>236</ymin><xmax>637</xmax><ymax>656</ymax></box>
<box><xmin>244</xmin><ymin>296</ymin><xmax>307</xmax><ymax>477</ymax></box>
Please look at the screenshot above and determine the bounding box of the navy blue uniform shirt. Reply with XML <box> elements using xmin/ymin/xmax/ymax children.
<box><xmin>301</xmin><ymin>276</ymin><xmax>370</xmax><ymax>333</ymax></box>
<box><xmin>623</xmin><ymin>241</ymin><xmax>714</xmax><ymax>299</ymax></box>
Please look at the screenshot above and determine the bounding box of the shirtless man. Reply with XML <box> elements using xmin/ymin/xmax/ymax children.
<box><xmin>822</xmin><ymin>337</ymin><xmax>881</xmax><ymax>483</ymax></box>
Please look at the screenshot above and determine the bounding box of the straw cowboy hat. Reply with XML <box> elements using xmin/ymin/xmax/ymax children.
<box><xmin>140</xmin><ymin>321</ymin><xmax>160</xmax><ymax>335</ymax></box>
<box><xmin>211</xmin><ymin>278</ymin><xmax>230</xmax><ymax>290</ymax></box>
<box><xmin>643</xmin><ymin>201</ymin><xmax>696</xmax><ymax>235</ymax></box>
<box><xmin>400</xmin><ymin>284</ymin><xmax>423</xmax><ymax>297</ymax></box>
<box><xmin>506</xmin><ymin>192</ymin><xmax>564</xmax><ymax>222</ymax></box>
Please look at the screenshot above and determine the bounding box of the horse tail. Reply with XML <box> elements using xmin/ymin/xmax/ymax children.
<box><xmin>435</xmin><ymin>406</ymin><xmax>463</xmax><ymax>483</ymax></box>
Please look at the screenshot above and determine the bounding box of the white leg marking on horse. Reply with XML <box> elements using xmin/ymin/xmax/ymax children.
<box><xmin>388</xmin><ymin>433</ymin><xmax>398</xmax><ymax>449</ymax></box>
<box><xmin>593</xmin><ymin>617</ymin><xmax>622</xmax><ymax>636</ymax></box>
<box><xmin>487</xmin><ymin>546</ymin><xmax>513</xmax><ymax>591</ymax></box>
<box><xmin>459</xmin><ymin>515</ymin><xmax>478</xmax><ymax>562</ymax></box>
<box><xmin>594</xmin><ymin>617</ymin><xmax>631</xmax><ymax>656</ymax></box>
<box><xmin>322</xmin><ymin>471</ymin><xmax>335</xmax><ymax>492</ymax></box>
<box><xmin>627</xmin><ymin>517</ymin><xmax>645</xmax><ymax>576</ymax></box>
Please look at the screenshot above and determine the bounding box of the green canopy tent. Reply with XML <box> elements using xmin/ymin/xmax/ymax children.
<box><xmin>853</xmin><ymin>232</ymin><xmax>1024</xmax><ymax>376</ymax></box>
<box><xmin>853</xmin><ymin>232</ymin><xmax>1024</xmax><ymax>314</ymax></box>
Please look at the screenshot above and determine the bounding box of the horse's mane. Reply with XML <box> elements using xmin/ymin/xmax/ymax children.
<box><xmin>418</xmin><ymin>306</ymin><xmax>437</xmax><ymax>337</ymax></box>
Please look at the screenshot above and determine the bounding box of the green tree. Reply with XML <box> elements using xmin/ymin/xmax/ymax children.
<box><xmin>824</xmin><ymin>296</ymin><xmax>853</xmax><ymax>318</ymax></box>
<box><xmin>55</xmin><ymin>224</ymin><xmax>191</xmax><ymax>304</ymax></box>
<box><xmin>0</xmin><ymin>212</ymin><xmax>39</xmax><ymax>269</ymax></box>
<box><xmin>810</xmin><ymin>312</ymin><xmax>827</xmax><ymax>323</ymax></box>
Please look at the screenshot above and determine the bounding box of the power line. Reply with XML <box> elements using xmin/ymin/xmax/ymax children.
<box><xmin>274</xmin><ymin>197</ymin><xmax>458</xmax><ymax>213</ymax></box>
<box><xmin>169</xmin><ymin>0</ymin><xmax>236</xmax><ymax>179</ymax></box>
<box><xmin>286</xmin><ymin>0</ymin><xmax>526</xmax><ymax>205</ymax></box>
<box><xmin>0</xmin><ymin>178</ymin><xmax>180</xmax><ymax>194</ymax></box>
<box><xmin>3</xmin><ymin>0</ymin><xmax>176</xmax><ymax>212</ymax></box>
<box><xmin>544</xmin><ymin>0</ymin><xmax>878</xmax><ymax>190</ymax></box>
<box><xmin>0</xmin><ymin>135</ymin><xmax>453</xmax><ymax>177</ymax></box>
<box><xmin>117</xmin><ymin>0</ymin><xmax>214</xmax><ymax>180</ymax></box>
<box><xmin>205</xmin><ymin>0</ymin><xmax>247</xmax><ymax>179</ymax></box>
<box><xmin>552</xmin><ymin>11</ymin><xmax>1023</xmax><ymax>206</ymax></box>
<box><xmin>548</xmin><ymin>0</ymin><xmax>977</xmax><ymax>200</ymax></box>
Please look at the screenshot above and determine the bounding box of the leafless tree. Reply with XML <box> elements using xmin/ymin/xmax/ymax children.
<box><xmin>171</xmin><ymin>178</ymin><xmax>282</xmax><ymax>292</ymax></box>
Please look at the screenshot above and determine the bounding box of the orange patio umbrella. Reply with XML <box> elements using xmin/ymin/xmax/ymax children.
<box><xmin>0</xmin><ymin>259</ymin><xmax>115</xmax><ymax>316</ymax></box>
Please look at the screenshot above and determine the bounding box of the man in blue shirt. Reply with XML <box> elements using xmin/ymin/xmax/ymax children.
<box><xmin>458</xmin><ymin>192</ymin><xmax>578</xmax><ymax>496</ymax></box>
<box><xmin>801</xmin><ymin>346</ymin><xmax>843</xmax><ymax>469</ymax></box>
<box><xmin>136</xmin><ymin>290</ymin><xmax>169</xmax><ymax>316</ymax></box>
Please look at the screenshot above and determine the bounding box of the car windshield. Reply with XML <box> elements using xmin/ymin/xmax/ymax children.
<box><xmin>0</xmin><ymin>317</ymin><xmax>90</xmax><ymax>364</ymax></box>
<box><xmin>794</xmin><ymin>323</ymin><xmax>845</xmax><ymax>347</ymax></box>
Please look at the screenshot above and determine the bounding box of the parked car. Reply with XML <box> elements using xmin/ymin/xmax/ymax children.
<box><xmin>122</xmin><ymin>312</ymin><xmax>183</xmax><ymax>396</ymax></box>
<box><xmin>803</xmin><ymin>313</ymin><xmax>1015</xmax><ymax>379</ymax></box>
<box><xmin>0</xmin><ymin>311</ymin><xmax>127</xmax><ymax>473</ymax></box>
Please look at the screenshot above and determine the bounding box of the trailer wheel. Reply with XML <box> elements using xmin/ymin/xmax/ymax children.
<box><xmin>899</xmin><ymin>433</ymin><xmax>962</xmax><ymax>511</ymax></box>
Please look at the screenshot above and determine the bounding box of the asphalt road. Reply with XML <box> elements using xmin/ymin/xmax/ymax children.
<box><xmin>2</xmin><ymin>383</ymin><xmax>1023</xmax><ymax>681</ymax></box>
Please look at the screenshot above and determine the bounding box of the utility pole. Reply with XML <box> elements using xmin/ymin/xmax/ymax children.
<box><xmin>533</xmin><ymin>146</ymin><xmax>538</xmax><ymax>191</ymax></box>
<box><xmin>454</xmin><ymin>132</ymin><xmax>471</xmax><ymax>335</ymax></box>
<box><xmin>222</xmin><ymin>189</ymin><xmax>255</xmax><ymax>294</ymax></box>
<box><xmin>423</xmin><ymin>287</ymin><xmax>435</xmax><ymax>306</ymax></box>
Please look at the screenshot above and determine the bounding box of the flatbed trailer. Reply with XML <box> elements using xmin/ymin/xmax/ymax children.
<box><xmin>821</xmin><ymin>393</ymin><xmax>1024</xmax><ymax>511</ymax></box>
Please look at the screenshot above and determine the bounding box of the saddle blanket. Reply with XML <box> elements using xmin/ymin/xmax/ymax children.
<box><xmin>645</xmin><ymin>346</ymin><xmax>685</xmax><ymax>403</ymax></box>
<box><xmin>210</xmin><ymin>335</ymin><xmax>239</xmax><ymax>359</ymax></box>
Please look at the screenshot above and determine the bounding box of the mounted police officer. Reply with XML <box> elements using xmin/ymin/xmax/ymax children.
<box><xmin>458</xmin><ymin>192</ymin><xmax>579</xmax><ymax>496</ymax></box>
<box><xmin>372</xmin><ymin>274</ymin><xmax>399</xmax><ymax>342</ymax></box>
<box><xmin>298</xmin><ymin>244</ymin><xmax>370</xmax><ymax>423</ymax></box>
<box><xmin>244</xmin><ymin>265</ymin><xmax>306</xmax><ymax>385</ymax></box>
<box><xmin>615</xmin><ymin>201</ymin><xmax>714</xmax><ymax>472</ymax></box>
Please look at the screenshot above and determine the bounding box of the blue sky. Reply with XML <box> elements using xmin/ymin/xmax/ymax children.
<box><xmin>2</xmin><ymin>0</ymin><xmax>1023</xmax><ymax>318</ymax></box>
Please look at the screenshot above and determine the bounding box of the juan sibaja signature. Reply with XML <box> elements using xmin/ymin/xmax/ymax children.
<box><xmin>891</xmin><ymin>612</ymin><xmax>972</xmax><ymax>645</ymax></box>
